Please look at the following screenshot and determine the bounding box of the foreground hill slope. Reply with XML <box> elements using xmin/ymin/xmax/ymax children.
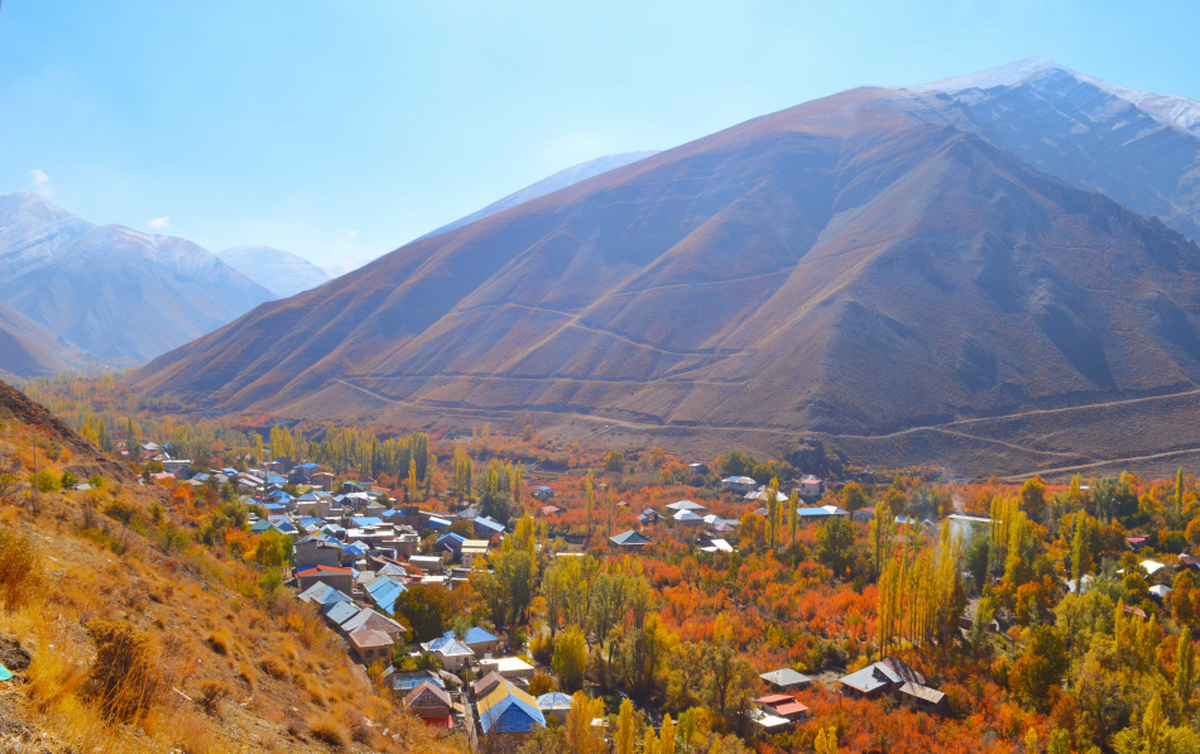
<box><xmin>134</xmin><ymin>86</ymin><xmax>1200</xmax><ymax>477</ymax></box>
<box><xmin>0</xmin><ymin>382</ymin><xmax>464</xmax><ymax>753</ymax></box>
<box><xmin>0</xmin><ymin>192</ymin><xmax>277</xmax><ymax>364</ymax></box>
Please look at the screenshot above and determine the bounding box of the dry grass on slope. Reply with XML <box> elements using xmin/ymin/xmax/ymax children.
<box><xmin>0</xmin><ymin>428</ymin><xmax>467</xmax><ymax>753</ymax></box>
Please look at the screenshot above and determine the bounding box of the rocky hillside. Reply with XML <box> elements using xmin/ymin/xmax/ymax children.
<box><xmin>0</xmin><ymin>384</ymin><xmax>465</xmax><ymax>754</ymax></box>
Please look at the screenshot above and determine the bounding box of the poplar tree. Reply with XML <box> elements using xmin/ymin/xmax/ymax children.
<box><xmin>765</xmin><ymin>477</ymin><xmax>779</xmax><ymax>550</ymax></box>
<box><xmin>1175</xmin><ymin>628</ymin><xmax>1196</xmax><ymax>710</ymax></box>
<box><xmin>1176</xmin><ymin>466</ymin><xmax>1186</xmax><ymax>520</ymax></box>
<box><xmin>616</xmin><ymin>697</ymin><xmax>635</xmax><ymax>754</ymax></box>
<box><xmin>585</xmin><ymin>471</ymin><xmax>595</xmax><ymax>542</ymax></box>
<box><xmin>659</xmin><ymin>714</ymin><xmax>675</xmax><ymax>754</ymax></box>
<box><xmin>407</xmin><ymin>458</ymin><xmax>418</xmax><ymax>502</ymax></box>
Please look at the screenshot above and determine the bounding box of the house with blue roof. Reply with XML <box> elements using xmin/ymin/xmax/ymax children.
<box><xmin>474</xmin><ymin>516</ymin><xmax>505</xmax><ymax>538</ymax></box>
<box><xmin>423</xmin><ymin>636</ymin><xmax>476</xmax><ymax>671</ymax></box>
<box><xmin>392</xmin><ymin>670</ymin><xmax>444</xmax><ymax>694</ymax></box>
<box><xmin>795</xmin><ymin>505</ymin><xmax>850</xmax><ymax>520</ymax></box>
<box><xmin>477</xmin><ymin>682</ymin><xmax>546</xmax><ymax>737</ymax></box>
<box><xmin>365</xmin><ymin>575</ymin><xmax>407</xmax><ymax>617</ymax></box>
<box><xmin>444</xmin><ymin>626</ymin><xmax>501</xmax><ymax>655</ymax></box>
<box><xmin>436</xmin><ymin>532</ymin><xmax>466</xmax><ymax>555</ymax></box>
<box><xmin>322</xmin><ymin>599</ymin><xmax>360</xmax><ymax>628</ymax></box>
<box><xmin>297</xmin><ymin>581</ymin><xmax>354</xmax><ymax>609</ymax></box>
<box><xmin>351</xmin><ymin>516</ymin><xmax>384</xmax><ymax>527</ymax></box>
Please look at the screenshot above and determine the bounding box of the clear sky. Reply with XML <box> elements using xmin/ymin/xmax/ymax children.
<box><xmin>2</xmin><ymin>1</ymin><xmax>1198</xmax><ymax>269</ymax></box>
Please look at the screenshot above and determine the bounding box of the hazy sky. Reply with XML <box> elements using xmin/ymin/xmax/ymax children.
<box><xmin>3</xmin><ymin>1</ymin><xmax>1198</xmax><ymax>268</ymax></box>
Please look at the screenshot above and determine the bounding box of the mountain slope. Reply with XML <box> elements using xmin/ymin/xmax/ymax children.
<box><xmin>133</xmin><ymin>85</ymin><xmax>1200</xmax><ymax>470</ymax></box>
<box><xmin>900</xmin><ymin>59</ymin><xmax>1200</xmax><ymax>242</ymax></box>
<box><xmin>414</xmin><ymin>150</ymin><xmax>659</xmax><ymax>242</ymax></box>
<box><xmin>0</xmin><ymin>300</ymin><xmax>82</xmax><ymax>380</ymax></box>
<box><xmin>219</xmin><ymin>245</ymin><xmax>330</xmax><ymax>297</ymax></box>
<box><xmin>0</xmin><ymin>192</ymin><xmax>276</xmax><ymax>364</ymax></box>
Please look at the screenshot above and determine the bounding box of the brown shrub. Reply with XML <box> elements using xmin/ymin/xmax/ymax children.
<box><xmin>85</xmin><ymin>618</ymin><xmax>160</xmax><ymax>722</ymax></box>
<box><xmin>308</xmin><ymin>714</ymin><xmax>348</xmax><ymax>747</ymax></box>
<box><xmin>206</xmin><ymin>630</ymin><xmax>231</xmax><ymax>656</ymax></box>
<box><xmin>259</xmin><ymin>655</ymin><xmax>287</xmax><ymax>679</ymax></box>
<box><xmin>0</xmin><ymin>527</ymin><xmax>43</xmax><ymax>611</ymax></box>
<box><xmin>196</xmin><ymin>678</ymin><xmax>231</xmax><ymax>716</ymax></box>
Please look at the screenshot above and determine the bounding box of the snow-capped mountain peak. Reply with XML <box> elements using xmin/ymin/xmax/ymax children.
<box><xmin>904</xmin><ymin>57</ymin><xmax>1200</xmax><ymax>136</ymax></box>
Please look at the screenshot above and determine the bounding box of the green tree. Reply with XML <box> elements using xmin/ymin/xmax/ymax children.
<box><xmin>395</xmin><ymin>583</ymin><xmax>454</xmax><ymax>641</ymax></box>
<box><xmin>841</xmin><ymin>482</ymin><xmax>868</xmax><ymax>511</ymax></box>
<box><xmin>1020</xmin><ymin>476</ymin><xmax>1047</xmax><ymax>523</ymax></box>
<box><xmin>817</xmin><ymin>518</ymin><xmax>855</xmax><ymax>576</ymax></box>
<box><xmin>1008</xmin><ymin>625</ymin><xmax>1068</xmax><ymax>711</ymax></box>
<box><xmin>552</xmin><ymin>628</ymin><xmax>588</xmax><ymax>693</ymax></box>
<box><xmin>1071</xmin><ymin>513</ymin><xmax>1093</xmax><ymax>582</ymax></box>
<box><xmin>718</xmin><ymin>451</ymin><xmax>756</xmax><ymax>478</ymax></box>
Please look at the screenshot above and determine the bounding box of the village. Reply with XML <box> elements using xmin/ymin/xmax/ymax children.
<box><xmin>115</xmin><ymin>438</ymin><xmax>1189</xmax><ymax>751</ymax></box>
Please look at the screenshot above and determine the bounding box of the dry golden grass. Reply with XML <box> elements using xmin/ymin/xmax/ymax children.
<box><xmin>307</xmin><ymin>714</ymin><xmax>349</xmax><ymax>748</ymax></box>
<box><xmin>207</xmin><ymin>629</ymin><xmax>232</xmax><ymax>656</ymax></box>
<box><xmin>0</xmin><ymin>412</ymin><xmax>471</xmax><ymax>754</ymax></box>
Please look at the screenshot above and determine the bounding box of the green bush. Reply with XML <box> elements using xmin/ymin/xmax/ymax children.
<box><xmin>35</xmin><ymin>470</ymin><xmax>59</xmax><ymax>493</ymax></box>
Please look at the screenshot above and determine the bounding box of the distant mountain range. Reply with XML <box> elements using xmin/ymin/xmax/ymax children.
<box><xmin>415</xmin><ymin>151</ymin><xmax>660</xmax><ymax>242</ymax></box>
<box><xmin>130</xmin><ymin>60</ymin><xmax>1200</xmax><ymax>476</ymax></box>
<box><xmin>219</xmin><ymin>245</ymin><xmax>331</xmax><ymax>298</ymax></box>
<box><xmin>0</xmin><ymin>192</ymin><xmax>275</xmax><ymax>368</ymax></box>
<box><xmin>320</xmin><ymin>151</ymin><xmax>661</xmax><ymax>277</ymax></box>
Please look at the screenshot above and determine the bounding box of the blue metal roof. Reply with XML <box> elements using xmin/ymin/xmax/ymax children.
<box><xmin>432</xmin><ymin>636</ymin><xmax>469</xmax><ymax>654</ymax></box>
<box><xmin>479</xmin><ymin>695</ymin><xmax>546</xmax><ymax>734</ymax></box>
<box><xmin>475</xmin><ymin>517</ymin><xmax>505</xmax><ymax>533</ymax></box>
<box><xmin>393</xmin><ymin>674</ymin><xmax>444</xmax><ymax>692</ymax></box>
<box><xmin>443</xmin><ymin>626</ymin><xmax>499</xmax><ymax>645</ymax></box>
<box><xmin>323</xmin><ymin>600</ymin><xmax>359</xmax><ymax>626</ymax></box>
<box><xmin>366</xmin><ymin>576</ymin><xmax>407</xmax><ymax>615</ymax></box>
<box><xmin>427</xmin><ymin>516</ymin><xmax>452</xmax><ymax>528</ymax></box>
<box><xmin>351</xmin><ymin>516</ymin><xmax>383</xmax><ymax>527</ymax></box>
<box><xmin>298</xmin><ymin>582</ymin><xmax>354</xmax><ymax>607</ymax></box>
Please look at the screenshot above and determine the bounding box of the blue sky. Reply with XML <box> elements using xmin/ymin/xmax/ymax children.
<box><xmin>2</xmin><ymin>1</ymin><xmax>1198</xmax><ymax>269</ymax></box>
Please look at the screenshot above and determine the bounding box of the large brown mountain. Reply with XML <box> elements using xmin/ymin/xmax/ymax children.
<box><xmin>132</xmin><ymin>85</ymin><xmax>1200</xmax><ymax>477</ymax></box>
